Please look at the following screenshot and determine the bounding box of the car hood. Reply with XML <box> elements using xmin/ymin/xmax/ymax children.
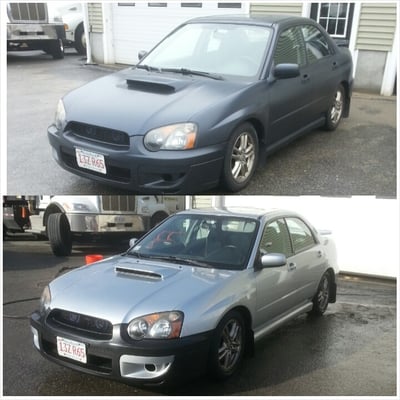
<box><xmin>49</xmin><ymin>255</ymin><xmax>237</xmax><ymax>325</ymax></box>
<box><xmin>63</xmin><ymin>68</ymin><xmax>249</xmax><ymax>135</ymax></box>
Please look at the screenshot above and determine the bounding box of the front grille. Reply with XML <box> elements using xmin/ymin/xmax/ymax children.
<box><xmin>47</xmin><ymin>309</ymin><xmax>113</xmax><ymax>340</ymax></box>
<box><xmin>60</xmin><ymin>147</ymin><xmax>131</xmax><ymax>183</ymax></box>
<box><xmin>42</xmin><ymin>338</ymin><xmax>112</xmax><ymax>374</ymax></box>
<box><xmin>8</xmin><ymin>3</ymin><xmax>47</xmax><ymax>23</ymax></box>
<box><xmin>101</xmin><ymin>195</ymin><xmax>136</xmax><ymax>212</ymax></box>
<box><xmin>67</xmin><ymin>122</ymin><xmax>130</xmax><ymax>150</ymax></box>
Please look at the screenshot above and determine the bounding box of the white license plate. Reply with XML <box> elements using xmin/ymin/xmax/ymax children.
<box><xmin>76</xmin><ymin>148</ymin><xmax>107</xmax><ymax>174</ymax></box>
<box><xmin>57</xmin><ymin>336</ymin><xmax>87</xmax><ymax>364</ymax></box>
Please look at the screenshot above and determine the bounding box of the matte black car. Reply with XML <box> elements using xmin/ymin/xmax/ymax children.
<box><xmin>48</xmin><ymin>15</ymin><xmax>353</xmax><ymax>193</ymax></box>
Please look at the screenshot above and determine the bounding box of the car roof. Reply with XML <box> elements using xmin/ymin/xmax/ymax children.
<box><xmin>177</xmin><ymin>207</ymin><xmax>300</xmax><ymax>221</ymax></box>
<box><xmin>186</xmin><ymin>14</ymin><xmax>313</xmax><ymax>27</ymax></box>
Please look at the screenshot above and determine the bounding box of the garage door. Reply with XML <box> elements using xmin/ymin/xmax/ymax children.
<box><xmin>112</xmin><ymin>2</ymin><xmax>245</xmax><ymax>65</ymax></box>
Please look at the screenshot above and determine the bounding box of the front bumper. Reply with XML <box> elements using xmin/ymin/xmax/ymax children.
<box><xmin>66</xmin><ymin>212</ymin><xmax>145</xmax><ymax>233</ymax></box>
<box><xmin>48</xmin><ymin>124</ymin><xmax>225</xmax><ymax>193</ymax></box>
<box><xmin>30</xmin><ymin>311</ymin><xmax>212</xmax><ymax>384</ymax></box>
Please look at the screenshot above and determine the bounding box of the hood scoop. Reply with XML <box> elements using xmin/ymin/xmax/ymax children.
<box><xmin>126</xmin><ymin>78</ymin><xmax>176</xmax><ymax>94</ymax></box>
<box><xmin>115</xmin><ymin>266</ymin><xmax>162</xmax><ymax>280</ymax></box>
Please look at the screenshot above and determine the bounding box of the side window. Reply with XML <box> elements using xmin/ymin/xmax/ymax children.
<box><xmin>273</xmin><ymin>26</ymin><xmax>307</xmax><ymax>67</ymax></box>
<box><xmin>301</xmin><ymin>25</ymin><xmax>332</xmax><ymax>63</ymax></box>
<box><xmin>259</xmin><ymin>219</ymin><xmax>293</xmax><ymax>258</ymax></box>
<box><xmin>285</xmin><ymin>217</ymin><xmax>317</xmax><ymax>253</ymax></box>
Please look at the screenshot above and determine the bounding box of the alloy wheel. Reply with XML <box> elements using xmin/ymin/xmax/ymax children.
<box><xmin>218</xmin><ymin>318</ymin><xmax>243</xmax><ymax>373</ymax></box>
<box><xmin>230</xmin><ymin>132</ymin><xmax>256</xmax><ymax>183</ymax></box>
<box><xmin>317</xmin><ymin>275</ymin><xmax>330</xmax><ymax>311</ymax></box>
<box><xmin>330</xmin><ymin>88</ymin><xmax>344</xmax><ymax>125</ymax></box>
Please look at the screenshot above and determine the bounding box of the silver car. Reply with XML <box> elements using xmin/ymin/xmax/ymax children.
<box><xmin>30</xmin><ymin>208</ymin><xmax>338</xmax><ymax>384</ymax></box>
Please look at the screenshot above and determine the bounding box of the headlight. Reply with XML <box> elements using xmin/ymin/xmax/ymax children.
<box><xmin>127</xmin><ymin>311</ymin><xmax>183</xmax><ymax>340</ymax></box>
<box><xmin>39</xmin><ymin>286</ymin><xmax>51</xmax><ymax>313</ymax></box>
<box><xmin>144</xmin><ymin>123</ymin><xmax>197</xmax><ymax>151</ymax></box>
<box><xmin>55</xmin><ymin>99</ymin><xmax>66</xmax><ymax>130</ymax></box>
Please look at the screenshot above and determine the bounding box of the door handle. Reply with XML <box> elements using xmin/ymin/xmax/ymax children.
<box><xmin>332</xmin><ymin>61</ymin><xmax>338</xmax><ymax>70</ymax></box>
<box><xmin>317</xmin><ymin>250</ymin><xmax>324</xmax><ymax>258</ymax></box>
<box><xmin>288</xmin><ymin>262</ymin><xmax>297</xmax><ymax>271</ymax></box>
<box><xmin>301</xmin><ymin>74</ymin><xmax>310</xmax><ymax>83</ymax></box>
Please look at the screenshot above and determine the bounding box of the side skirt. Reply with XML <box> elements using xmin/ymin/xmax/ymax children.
<box><xmin>253</xmin><ymin>302</ymin><xmax>313</xmax><ymax>342</ymax></box>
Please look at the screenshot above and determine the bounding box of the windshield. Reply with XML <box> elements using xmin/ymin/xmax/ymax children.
<box><xmin>139</xmin><ymin>23</ymin><xmax>272</xmax><ymax>80</ymax></box>
<box><xmin>127</xmin><ymin>214</ymin><xmax>259</xmax><ymax>270</ymax></box>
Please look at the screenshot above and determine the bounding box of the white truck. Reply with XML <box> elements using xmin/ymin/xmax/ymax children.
<box><xmin>6</xmin><ymin>2</ymin><xmax>65</xmax><ymax>59</ymax></box>
<box><xmin>49</xmin><ymin>2</ymin><xmax>86</xmax><ymax>55</ymax></box>
<box><xmin>3</xmin><ymin>195</ymin><xmax>185</xmax><ymax>256</ymax></box>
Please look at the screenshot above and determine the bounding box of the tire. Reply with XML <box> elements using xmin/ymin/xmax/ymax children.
<box><xmin>310</xmin><ymin>271</ymin><xmax>331</xmax><ymax>315</ymax></box>
<box><xmin>150</xmin><ymin>211</ymin><xmax>168</xmax><ymax>228</ymax></box>
<box><xmin>74</xmin><ymin>24</ymin><xmax>86</xmax><ymax>55</ymax></box>
<box><xmin>222</xmin><ymin>123</ymin><xmax>259</xmax><ymax>192</ymax></box>
<box><xmin>208</xmin><ymin>311</ymin><xmax>246</xmax><ymax>380</ymax></box>
<box><xmin>48</xmin><ymin>39</ymin><xmax>64</xmax><ymax>60</ymax></box>
<box><xmin>47</xmin><ymin>213</ymin><xmax>72</xmax><ymax>257</ymax></box>
<box><xmin>324</xmin><ymin>84</ymin><xmax>345</xmax><ymax>131</ymax></box>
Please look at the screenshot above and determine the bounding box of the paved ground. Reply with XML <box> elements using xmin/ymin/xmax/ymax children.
<box><xmin>3</xmin><ymin>236</ymin><xmax>397</xmax><ymax>396</ymax></box>
<box><xmin>7</xmin><ymin>50</ymin><xmax>397</xmax><ymax>196</ymax></box>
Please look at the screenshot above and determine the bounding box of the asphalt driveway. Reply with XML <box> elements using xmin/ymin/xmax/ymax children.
<box><xmin>3</xmin><ymin>236</ymin><xmax>397</xmax><ymax>396</ymax></box>
<box><xmin>7</xmin><ymin>51</ymin><xmax>397</xmax><ymax>196</ymax></box>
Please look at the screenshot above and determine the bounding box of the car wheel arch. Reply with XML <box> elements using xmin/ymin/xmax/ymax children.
<box><xmin>246</xmin><ymin>118</ymin><xmax>266</xmax><ymax>147</ymax></box>
<box><xmin>43</xmin><ymin>203</ymin><xmax>65</xmax><ymax>228</ymax></box>
<box><xmin>325</xmin><ymin>267</ymin><xmax>337</xmax><ymax>303</ymax></box>
<box><xmin>214</xmin><ymin>305</ymin><xmax>254</xmax><ymax>357</ymax></box>
<box><xmin>340</xmin><ymin>80</ymin><xmax>351</xmax><ymax>118</ymax></box>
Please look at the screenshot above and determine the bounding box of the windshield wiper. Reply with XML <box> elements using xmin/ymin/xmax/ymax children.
<box><xmin>137</xmin><ymin>254</ymin><xmax>211</xmax><ymax>268</ymax></box>
<box><xmin>161</xmin><ymin>68</ymin><xmax>224</xmax><ymax>81</ymax></box>
<box><xmin>135</xmin><ymin>64</ymin><xmax>161</xmax><ymax>72</ymax></box>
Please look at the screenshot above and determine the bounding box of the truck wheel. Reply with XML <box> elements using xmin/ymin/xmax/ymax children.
<box><xmin>151</xmin><ymin>212</ymin><xmax>168</xmax><ymax>228</ymax></box>
<box><xmin>74</xmin><ymin>24</ymin><xmax>86</xmax><ymax>55</ymax></box>
<box><xmin>49</xmin><ymin>39</ymin><xmax>64</xmax><ymax>60</ymax></box>
<box><xmin>47</xmin><ymin>213</ymin><xmax>72</xmax><ymax>256</ymax></box>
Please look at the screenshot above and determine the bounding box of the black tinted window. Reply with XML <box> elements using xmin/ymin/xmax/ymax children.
<box><xmin>301</xmin><ymin>25</ymin><xmax>332</xmax><ymax>63</ymax></box>
<box><xmin>274</xmin><ymin>26</ymin><xmax>307</xmax><ymax>67</ymax></box>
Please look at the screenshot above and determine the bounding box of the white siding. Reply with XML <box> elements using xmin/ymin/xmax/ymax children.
<box><xmin>250</xmin><ymin>3</ymin><xmax>302</xmax><ymax>17</ymax></box>
<box><xmin>88</xmin><ymin>3</ymin><xmax>103</xmax><ymax>33</ymax></box>
<box><xmin>356</xmin><ymin>3</ymin><xmax>397</xmax><ymax>51</ymax></box>
<box><xmin>192</xmin><ymin>196</ymin><xmax>214</xmax><ymax>209</ymax></box>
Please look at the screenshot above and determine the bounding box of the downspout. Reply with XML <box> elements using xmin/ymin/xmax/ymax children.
<box><xmin>82</xmin><ymin>2</ymin><xmax>93</xmax><ymax>64</ymax></box>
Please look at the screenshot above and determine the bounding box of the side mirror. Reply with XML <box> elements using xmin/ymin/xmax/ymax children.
<box><xmin>129</xmin><ymin>238</ymin><xmax>138</xmax><ymax>248</ymax></box>
<box><xmin>138</xmin><ymin>50</ymin><xmax>148</xmax><ymax>61</ymax></box>
<box><xmin>260</xmin><ymin>253</ymin><xmax>287</xmax><ymax>268</ymax></box>
<box><xmin>274</xmin><ymin>63</ymin><xmax>300</xmax><ymax>79</ymax></box>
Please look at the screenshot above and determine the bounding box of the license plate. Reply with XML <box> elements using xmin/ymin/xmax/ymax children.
<box><xmin>76</xmin><ymin>148</ymin><xmax>106</xmax><ymax>174</ymax></box>
<box><xmin>57</xmin><ymin>336</ymin><xmax>87</xmax><ymax>364</ymax></box>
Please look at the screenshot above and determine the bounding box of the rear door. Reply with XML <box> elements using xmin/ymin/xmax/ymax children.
<box><xmin>284</xmin><ymin>216</ymin><xmax>327</xmax><ymax>303</ymax></box>
<box><xmin>267</xmin><ymin>25</ymin><xmax>316</xmax><ymax>146</ymax></box>
<box><xmin>300</xmin><ymin>24</ymin><xmax>342</xmax><ymax>117</ymax></box>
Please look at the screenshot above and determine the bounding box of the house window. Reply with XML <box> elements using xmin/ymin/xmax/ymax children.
<box><xmin>311</xmin><ymin>3</ymin><xmax>354</xmax><ymax>45</ymax></box>
<box><xmin>218</xmin><ymin>3</ymin><xmax>242</xmax><ymax>8</ymax></box>
<box><xmin>181</xmin><ymin>2</ymin><xmax>202</xmax><ymax>7</ymax></box>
